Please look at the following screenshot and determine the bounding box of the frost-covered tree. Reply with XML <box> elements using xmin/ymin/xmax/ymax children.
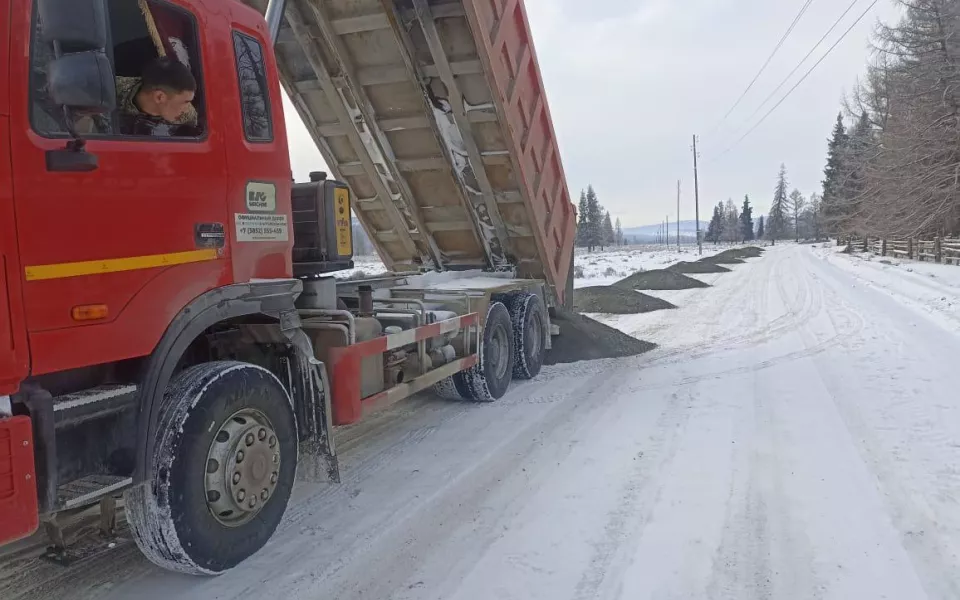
<box><xmin>789</xmin><ymin>189</ymin><xmax>806</xmax><ymax>242</ymax></box>
<box><xmin>821</xmin><ymin>0</ymin><xmax>960</xmax><ymax>237</ymax></box>
<box><xmin>767</xmin><ymin>164</ymin><xmax>789</xmax><ymax>244</ymax></box>
<box><xmin>722</xmin><ymin>199</ymin><xmax>740</xmax><ymax>243</ymax></box>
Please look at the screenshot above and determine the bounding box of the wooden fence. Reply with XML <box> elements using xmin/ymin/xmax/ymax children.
<box><xmin>840</xmin><ymin>236</ymin><xmax>960</xmax><ymax>265</ymax></box>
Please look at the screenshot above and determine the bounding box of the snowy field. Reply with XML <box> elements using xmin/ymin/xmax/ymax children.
<box><xmin>573</xmin><ymin>244</ymin><xmax>727</xmax><ymax>288</ymax></box>
<box><xmin>11</xmin><ymin>244</ymin><xmax>960</xmax><ymax>599</ymax></box>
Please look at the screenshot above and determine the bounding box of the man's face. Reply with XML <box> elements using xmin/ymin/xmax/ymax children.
<box><xmin>149</xmin><ymin>88</ymin><xmax>195</xmax><ymax>123</ymax></box>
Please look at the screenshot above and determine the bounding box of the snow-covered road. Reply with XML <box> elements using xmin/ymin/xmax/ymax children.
<box><xmin>9</xmin><ymin>245</ymin><xmax>960</xmax><ymax>599</ymax></box>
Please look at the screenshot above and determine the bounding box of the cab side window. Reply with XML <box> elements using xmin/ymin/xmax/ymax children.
<box><xmin>30</xmin><ymin>0</ymin><xmax>207</xmax><ymax>139</ymax></box>
<box><xmin>233</xmin><ymin>32</ymin><xmax>273</xmax><ymax>142</ymax></box>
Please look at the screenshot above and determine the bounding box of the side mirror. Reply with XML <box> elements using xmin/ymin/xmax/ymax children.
<box><xmin>48</xmin><ymin>52</ymin><xmax>116</xmax><ymax>113</ymax></box>
<box><xmin>37</xmin><ymin>0</ymin><xmax>115</xmax><ymax>172</ymax></box>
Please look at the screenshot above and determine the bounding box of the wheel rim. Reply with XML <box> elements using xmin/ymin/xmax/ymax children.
<box><xmin>204</xmin><ymin>408</ymin><xmax>281</xmax><ymax>527</ymax></box>
<box><xmin>490</xmin><ymin>323</ymin><xmax>510</xmax><ymax>380</ymax></box>
<box><xmin>527</xmin><ymin>310</ymin><xmax>542</xmax><ymax>359</ymax></box>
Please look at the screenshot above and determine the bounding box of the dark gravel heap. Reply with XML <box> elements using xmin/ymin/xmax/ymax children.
<box><xmin>614</xmin><ymin>269</ymin><xmax>710</xmax><ymax>290</ymax></box>
<box><xmin>738</xmin><ymin>246</ymin><xmax>765</xmax><ymax>257</ymax></box>
<box><xmin>574</xmin><ymin>286</ymin><xmax>676</xmax><ymax>314</ymax></box>
<box><xmin>668</xmin><ymin>261</ymin><xmax>730</xmax><ymax>274</ymax></box>
<box><xmin>701</xmin><ymin>246</ymin><xmax>764</xmax><ymax>264</ymax></box>
<box><xmin>700</xmin><ymin>251</ymin><xmax>745</xmax><ymax>265</ymax></box>
<box><xmin>545</xmin><ymin>310</ymin><xmax>656</xmax><ymax>366</ymax></box>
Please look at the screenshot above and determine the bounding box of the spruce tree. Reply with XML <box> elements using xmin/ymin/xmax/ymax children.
<box><xmin>576</xmin><ymin>190</ymin><xmax>588</xmax><ymax>248</ymax></box>
<box><xmin>841</xmin><ymin>112</ymin><xmax>872</xmax><ymax>228</ymax></box>
<box><xmin>740</xmin><ymin>195</ymin><xmax>755</xmax><ymax>241</ymax></box>
<box><xmin>757</xmin><ymin>215</ymin><xmax>765</xmax><ymax>240</ymax></box>
<box><xmin>768</xmin><ymin>164</ymin><xmax>789</xmax><ymax>244</ymax></box>
<box><xmin>601</xmin><ymin>211</ymin><xmax>614</xmax><ymax>250</ymax></box>
<box><xmin>614</xmin><ymin>217</ymin><xmax>623</xmax><ymax>246</ymax></box>
<box><xmin>821</xmin><ymin>113</ymin><xmax>848</xmax><ymax>234</ymax></box>
<box><xmin>705</xmin><ymin>203</ymin><xmax>723</xmax><ymax>243</ymax></box>
<box><xmin>585</xmin><ymin>185</ymin><xmax>602</xmax><ymax>251</ymax></box>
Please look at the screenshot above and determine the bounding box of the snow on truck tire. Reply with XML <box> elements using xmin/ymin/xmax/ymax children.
<box><xmin>504</xmin><ymin>292</ymin><xmax>547</xmax><ymax>380</ymax></box>
<box><xmin>453</xmin><ymin>301</ymin><xmax>515</xmax><ymax>402</ymax></box>
<box><xmin>125</xmin><ymin>361</ymin><xmax>297</xmax><ymax>575</ymax></box>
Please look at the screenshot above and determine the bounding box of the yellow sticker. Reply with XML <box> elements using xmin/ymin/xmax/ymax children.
<box><xmin>334</xmin><ymin>187</ymin><xmax>352</xmax><ymax>256</ymax></box>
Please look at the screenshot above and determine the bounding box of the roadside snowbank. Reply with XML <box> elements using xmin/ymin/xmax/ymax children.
<box><xmin>811</xmin><ymin>244</ymin><xmax>960</xmax><ymax>334</ymax></box>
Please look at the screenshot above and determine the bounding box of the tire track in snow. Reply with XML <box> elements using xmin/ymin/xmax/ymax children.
<box><xmin>268</xmin><ymin>366</ymin><xmax>640</xmax><ymax>600</ymax></box>
<box><xmin>570</xmin><ymin>386</ymin><xmax>694</xmax><ymax>600</ymax></box>
<box><xmin>803</xmin><ymin>251</ymin><xmax>960</xmax><ymax>599</ymax></box>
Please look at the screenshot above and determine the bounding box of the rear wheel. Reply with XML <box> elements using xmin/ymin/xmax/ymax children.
<box><xmin>125</xmin><ymin>361</ymin><xmax>297</xmax><ymax>575</ymax></box>
<box><xmin>453</xmin><ymin>301</ymin><xmax>515</xmax><ymax>402</ymax></box>
<box><xmin>507</xmin><ymin>293</ymin><xmax>547</xmax><ymax>380</ymax></box>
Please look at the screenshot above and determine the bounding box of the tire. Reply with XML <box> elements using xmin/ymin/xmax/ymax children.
<box><xmin>454</xmin><ymin>301</ymin><xmax>515</xmax><ymax>402</ymax></box>
<box><xmin>432</xmin><ymin>376</ymin><xmax>462</xmax><ymax>400</ymax></box>
<box><xmin>125</xmin><ymin>361</ymin><xmax>298</xmax><ymax>575</ymax></box>
<box><xmin>506</xmin><ymin>293</ymin><xmax>547</xmax><ymax>380</ymax></box>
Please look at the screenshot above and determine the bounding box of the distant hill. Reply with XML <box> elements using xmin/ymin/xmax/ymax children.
<box><xmin>622</xmin><ymin>220</ymin><xmax>700</xmax><ymax>236</ymax></box>
<box><xmin>623</xmin><ymin>220</ymin><xmax>701</xmax><ymax>243</ymax></box>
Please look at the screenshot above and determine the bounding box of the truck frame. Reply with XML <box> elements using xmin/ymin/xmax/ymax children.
<box><xmin>0</xmin><ymin>0</ymin><xmax>575</xmax><ymax>574</ymax></box>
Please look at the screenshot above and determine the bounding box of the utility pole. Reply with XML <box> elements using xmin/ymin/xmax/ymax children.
<box><xmin>692</xmin><ymin>135</ymin><xmax>702</xmax><ymax>256</ymax></box>
<box><xmin>666</xmin><ymin>215</ymin><xmax>670</xmax><ymax>247</ymax></box>
<box><xmin>676</xmin><ymin>180</ymin><xmax>681</xmax><ymax>250</ymax></box>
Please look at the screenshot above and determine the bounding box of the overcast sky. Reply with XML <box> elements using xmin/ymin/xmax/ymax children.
<box><xmin>284</xmin><ymin>0</ymin><xmax>901</xmax><ymax>228</ymax></box>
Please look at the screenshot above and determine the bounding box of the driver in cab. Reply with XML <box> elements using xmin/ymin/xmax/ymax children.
<box><xmin>116</xmin><ymin>56</ymin><xmax>200</xmax><ymax>136</ymax></box>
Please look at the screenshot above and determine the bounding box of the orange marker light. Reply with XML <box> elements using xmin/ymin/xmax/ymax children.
<box><xmin>71</xmin><ymin>304</ymin><xmax>109</xmax><ymax>321</ymax></box>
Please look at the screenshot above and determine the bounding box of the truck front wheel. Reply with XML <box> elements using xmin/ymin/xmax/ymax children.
<box><xmin>126</xmin><ymin>361</ymin><xmax>297</xmax><ymax>575</ymax></box>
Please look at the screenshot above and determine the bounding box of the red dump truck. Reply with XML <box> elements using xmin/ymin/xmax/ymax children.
<box><xmin>0</xmin><ymin>0</ymin><xmax>575</xmax><ymax>574</ymax></box>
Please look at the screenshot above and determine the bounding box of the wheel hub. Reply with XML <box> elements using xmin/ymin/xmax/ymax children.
<box><xmin>491</xmin><ymin>325</ymin><xmax>509</xmax><ymax>380</ymax></box>
<box><xmin>204</xmin><ymin>408</ymin><xmax>281</xmax><ymax>527</ymax></box>
<box><xmin>527</xmin><ymin>312</ymin><xmax>542</xmax><ymax>357</ymax></box>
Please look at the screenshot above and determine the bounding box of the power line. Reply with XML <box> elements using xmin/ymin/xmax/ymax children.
<box><xmin>740</xmin><ymin>0</ymin><xmax>862</xmax><ymax>131</ymax></box>
<box><xmin>714</xmin><ymin>0</ymin><xmax>880</xmax><ymax>159</ymax></box>
<box><xmin>708</xmin><ymin>0</ymin><xmax>815</xmax><ymax>135</ymax></box>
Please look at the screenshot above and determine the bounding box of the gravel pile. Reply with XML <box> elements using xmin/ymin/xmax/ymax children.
<box><xmin>545</xmin><ymin>310</ymin><xmax>656</xmax><ymax>366</ymax></box>
<box><xmin>574</xmin><ymin>286</ymin><xmax>676</xmax><ymax>314</ymax></box>
<box><xmin>700</xmin><ymin>252</ymin><xmax>745</xmax><ymax>265</ymax></box>
<box><xmin>668</xmin><ymin>261</ymin><xmax>730</xmax><ymax>274</ymax></box>
<box><xmin>701</xmin><ymin>247</ymin><xmax>764</xmax><ymax>264</ymax></box>
<box><xmin>728</xmin><ymin>246</ymin><xmax>764</xmax><ymax>258</ymax></box>
<box><xmin>614</xmin><ymin>269</ymin><xmax>710</xmax><ymax>290</ymax></box>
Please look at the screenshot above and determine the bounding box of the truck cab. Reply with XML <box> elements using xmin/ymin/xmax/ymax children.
<box><xmin>0</xmin><ymin>0</ymin><xmax>326</xmax><ymax>557</ymax></box>
<box><xmin>4</xmin><ymin>0</ymin><xmax>295</xmax><ymax>381</ymax></box>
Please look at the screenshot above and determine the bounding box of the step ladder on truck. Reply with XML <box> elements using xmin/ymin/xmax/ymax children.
<box><xmin>0</xmin><ymin>0</ymin><xmax>576</xmax><ymax>574</ymax></box>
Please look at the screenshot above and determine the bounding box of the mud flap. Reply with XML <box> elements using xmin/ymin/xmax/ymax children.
<box><xmin>281</xmin><ymin>312</ymin><xmax>340</xmax><ymax>484</ymax></box>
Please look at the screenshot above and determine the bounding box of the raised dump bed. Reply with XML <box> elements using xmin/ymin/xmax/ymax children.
<box><xmin>245</xmin><ymin>0</ymin><xmax>577</xmax><ymax>305</ymax></box>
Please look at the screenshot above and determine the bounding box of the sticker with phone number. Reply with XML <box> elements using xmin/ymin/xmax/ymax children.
<box><xmin>235</xmin><ymin>213</ymin><xmax>289</xmax><ymax>242</ymax></box>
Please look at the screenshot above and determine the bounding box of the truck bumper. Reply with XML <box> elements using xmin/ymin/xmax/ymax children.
<box><xmin>0</xmin><ymin>415</ymin><xmax>39</xmax><ymax>545</ymax></box>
